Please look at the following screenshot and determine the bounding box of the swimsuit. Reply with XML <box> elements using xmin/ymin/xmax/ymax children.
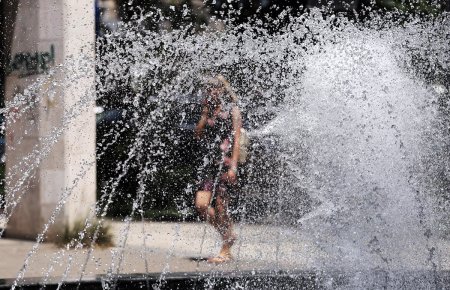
<box><xmin>196</xmin><ymin>100</ymin><xmax>236</xmax><ymax>196</ymax></box>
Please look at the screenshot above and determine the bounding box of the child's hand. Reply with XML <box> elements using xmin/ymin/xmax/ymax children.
<box><xmin>221</xmin><ymin>168</ymin><xmax>237</xmax><ymax>184</ymax></box>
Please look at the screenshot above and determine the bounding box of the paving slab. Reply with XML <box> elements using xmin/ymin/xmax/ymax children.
<box><xmin>0</xmin><ymin>221</ymin><xmax>322</xmax><ymax>282</ymax></box>
<box><xmin>1</xmin><ymin>220</ymin><xmax>450</xmax><ymax>285</ymax></box>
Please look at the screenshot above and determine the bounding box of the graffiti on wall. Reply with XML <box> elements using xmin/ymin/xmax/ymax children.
<box><xmin>8</xmin><ymin>45</ymin><xmax>55</xmax><ymax>78</ymax></box>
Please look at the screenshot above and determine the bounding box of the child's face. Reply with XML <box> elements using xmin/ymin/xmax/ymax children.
<box><xmin>207</xmin><ymin>86</ymin><xmax>225</xmax><ymax>102</ymax></box>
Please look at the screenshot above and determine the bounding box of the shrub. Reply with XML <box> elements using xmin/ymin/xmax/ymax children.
<box><xmin>55</xmin><ymin>219</ymin><xmax>114</xmax><ymax>248</ymax></box>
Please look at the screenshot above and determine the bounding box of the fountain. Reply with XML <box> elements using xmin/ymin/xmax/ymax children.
<box><xmin>0</xmin><ymin>0</ymin><xmax>449</xmax><ymax>289</ymax></box>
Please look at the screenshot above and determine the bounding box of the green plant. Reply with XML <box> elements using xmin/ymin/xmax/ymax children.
<box><xmin>55</xmin><ymin>219</ymin><xmax>114</xmax><ymax>248</ymax></box>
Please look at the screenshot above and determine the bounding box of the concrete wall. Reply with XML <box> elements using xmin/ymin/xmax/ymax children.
<box><xmin>0</xmin><ymin>0</ymin><xmax>20</xmax><ymax>107</ymax></box>
<box><xmin>4</xmin><ymin>0</ymin><xmax>96</xmax><ymax>241</ymax></box>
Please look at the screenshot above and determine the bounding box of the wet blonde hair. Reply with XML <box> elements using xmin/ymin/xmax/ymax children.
<box><xmin>205</xmin><ymin>75</ymin><xmax>238</xmax><ymax>103</ymax></box>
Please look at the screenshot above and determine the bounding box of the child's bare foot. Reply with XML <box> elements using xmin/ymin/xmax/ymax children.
<box><xmin>223</xmin><ymin>232</ymin><xmax>237</xmax><ymax>247</ymax></box>
<box><xmin>207</xmin><ymin>252</ymin><xmax>233</xmax><ymax>264</ymax></box>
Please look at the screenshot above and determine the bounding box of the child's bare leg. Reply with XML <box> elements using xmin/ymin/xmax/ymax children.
<box><xmin>215</xmin><ymin>195</ymin><xmax>236</xmax><ymax>256</ymax></box>
<box><xmin>196</xmin><ymin>190</ymin><xmax>236</xmax><ymax>263</ymax></box>
<box><xmin>195</xmin><ymin>190</ymin><xmax>216</xmax><ymax>225</ymax></box>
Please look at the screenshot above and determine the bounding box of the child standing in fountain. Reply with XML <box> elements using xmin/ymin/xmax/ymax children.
<box><xmin>194</xmin><ymin>75</ymin><xmax>242</xmax><ymax>264</ymax></box>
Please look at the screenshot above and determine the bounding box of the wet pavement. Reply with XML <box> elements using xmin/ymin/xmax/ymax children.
<box><xmin>0</xmin><ymin>221</ymin><xmax>323</xmax><ymax>281</ymax></box>
<box><xmin>0</xmin><ymin>221</ymin><xmax>450</xmax><ymax>289</ymax></box>
<box><xmin>1</xmin><ymin>220</ymin><xmax>450</xmax><ymax>286</ymax></box>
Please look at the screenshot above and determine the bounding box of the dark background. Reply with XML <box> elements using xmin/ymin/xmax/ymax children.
<box><xmin>0</xmin><ymin>0</ymin><xmax>448</xmax><ymax>221</ymax></box>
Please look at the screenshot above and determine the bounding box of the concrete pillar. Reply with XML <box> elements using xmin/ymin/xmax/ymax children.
<box><xmin>4</xmin><ymin>0</ymin><xmax>96</xmax><ymax>241</ymax></box>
